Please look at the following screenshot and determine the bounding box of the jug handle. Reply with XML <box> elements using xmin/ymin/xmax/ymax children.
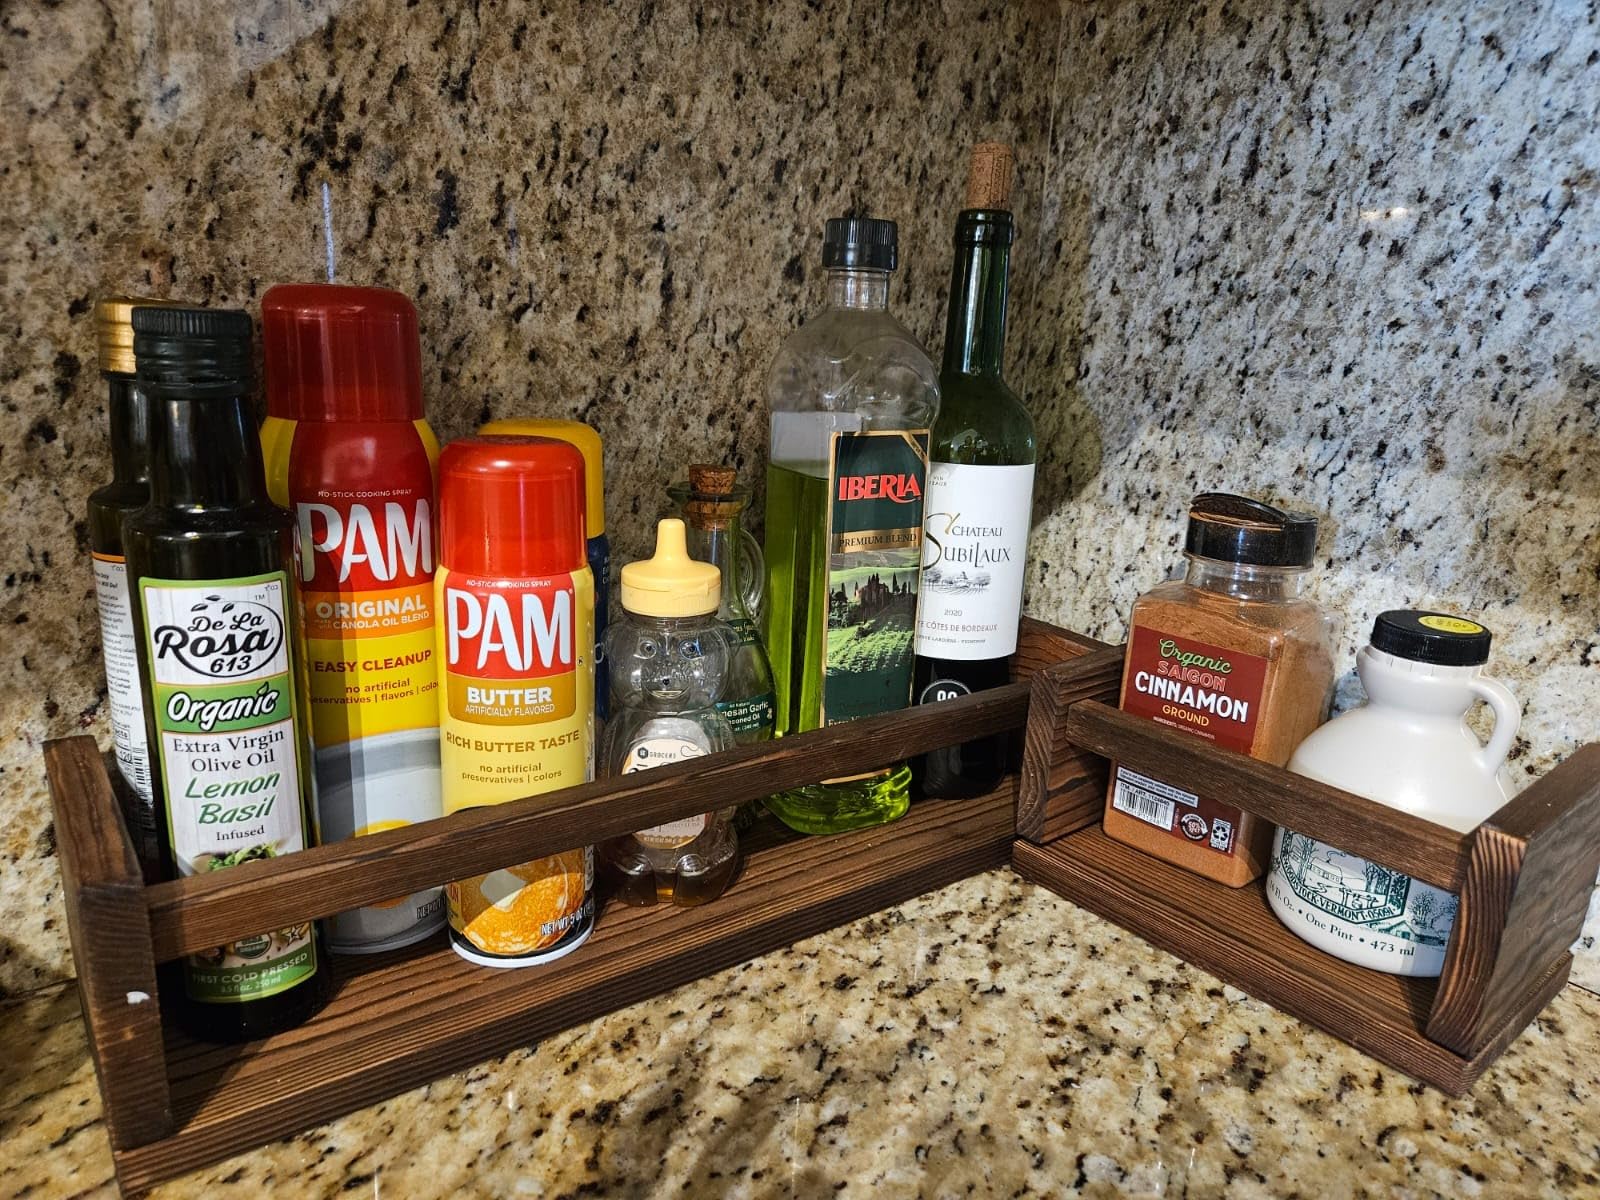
<box><xmin>739</xmin><ymin>526</ymin><xmax>766</xmax><ymax>624</ymax></box>
<box><xmin>1470</xmin><ymin>676</ymin><xmax>1521</xmax><ymax>777</ymax></box>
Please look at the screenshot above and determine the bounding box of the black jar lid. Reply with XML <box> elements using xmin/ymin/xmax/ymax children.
<box><xmin>1184</xmin><ymin>492</ymin><xmax>1318</xmax><ymax>568</ymax></box>
<box><xmin>1370</xmin><ymin>610</ymin><xmax>1491</xmax><ymax>666</ymax></box>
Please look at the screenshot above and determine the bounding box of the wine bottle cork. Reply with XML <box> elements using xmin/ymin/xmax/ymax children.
<box><xmin>689</xmin><ymin>464</ymin><xmax>737</xmax><ymax>495</ymax></box>
<box><xmin>964</xmin><ymin>142</ymin><xmax>1015</xmax><ymax>212</ymax></box>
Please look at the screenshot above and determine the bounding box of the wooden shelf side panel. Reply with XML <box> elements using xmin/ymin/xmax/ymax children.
<box><xmin>1427</xmin><ymin>743</ymin><xmax>1600</xmax><ymax>1055</ymax></box>
<box><xmin>44</xmin><ymin>737</ymin><xmax>173</xmax><ymax>1150</ymax></box>
<box><xmin>1016</xmin><ymin>648</ymin><xmax>1123</xmax><ymax>844</ymax></box>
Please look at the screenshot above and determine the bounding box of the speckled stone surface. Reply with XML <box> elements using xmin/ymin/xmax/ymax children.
<box><xmin>1020</xmin><ymin>1</ymin><xmax>1600</xmax><ymax>988</ymax></box>
<box><xmin>5</xmin><ymin>872</ymin><xmax>1600</xmax><ymax>1199</ymax></box>
<box><xmin>0</xmin><ymin>0</ymin><xmax>1058</xmax><ymax>993</ymax></box>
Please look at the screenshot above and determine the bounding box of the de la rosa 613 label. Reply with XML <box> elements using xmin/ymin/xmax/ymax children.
<box><xmin>140</xmin><ymin>572</ymin><xmax>317</xmax><ymax>1002</ymax></box>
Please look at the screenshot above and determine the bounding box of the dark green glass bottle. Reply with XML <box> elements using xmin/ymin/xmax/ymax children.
<box><xmin>88</xmin><ymin>298</ymin><xmax>181</xmax><ymax>882</ymax></box>
<box><xmin>124</xmin><ymin>306</ymin><xmax>328</xmax><ymax>1043</ymax></box>
<box><xmin>914</xmin><ymin>145</ymin><xmax>1037</xmax><ymax>798</ymax></box>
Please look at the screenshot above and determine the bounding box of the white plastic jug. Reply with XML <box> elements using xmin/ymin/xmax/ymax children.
<box><xmin>1267</xmin><ymin>611</ymin><xmax>1520</xmax><ymax>977</ymax></box>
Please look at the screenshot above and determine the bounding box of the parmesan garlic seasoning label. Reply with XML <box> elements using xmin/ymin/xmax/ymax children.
<box><xmin>141</xmin><ymin>572</ymin><xmax>317</xmax><ymax>1002</ymax></box>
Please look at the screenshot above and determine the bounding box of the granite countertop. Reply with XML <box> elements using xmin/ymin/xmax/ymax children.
<box><xmin>4</xmin><ymin>871</ymin><xmax>1597</xmax><ymax>1199</ymax></box>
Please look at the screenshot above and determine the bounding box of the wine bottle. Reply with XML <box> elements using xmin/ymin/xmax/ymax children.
<box><xmin>914</xmin><ymin>144</ymin><xmax>1037</xmax><ymax>798</ymax></box>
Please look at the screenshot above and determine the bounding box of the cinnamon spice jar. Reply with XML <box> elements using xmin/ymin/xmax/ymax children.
<box><xmin>1102</xmin><ymin>493</ymin><xmax>1337</xmax><ymax>887</ymax></box>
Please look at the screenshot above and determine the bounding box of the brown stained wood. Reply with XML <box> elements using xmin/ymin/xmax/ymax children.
<box><xmin>1012</xmin><ymin>828</ymin><xmax>1564</xmax><ymax>1095</ymax></box>
<box><xmin>44</xmin><ymin>737</ymin><xmax>172</xmax><ymax>1150</ymax></box>
<box><xmin>1427</xmin><ymin>744</ymin><xmax>1600</xmax><ymax>1055</ymax></box>
<box><xmin>112</xmin><ymin>789</ymin><xmax>1014</xmax><ymax>1193</ymax></box>
<box><xmin>147</xmin><ymin>680</ymin><xmax>1030</xmax><ymax>961</ymax></box>
<box><xmin>1013</xmin><ymin>616</ymin><xmax>1112</xmax><ymax>680</ymax></box>
<box><xmin>1061</xmin><ymin>701</ymin><xmax>1471</xmax><ymax>891</ymax></box>
<box><xmin>1016</xmin><ymin>647</ymin><xmax>1123</xmax><ymax>843</ymax></box>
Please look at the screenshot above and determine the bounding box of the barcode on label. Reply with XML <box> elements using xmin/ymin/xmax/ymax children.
<box><xmin>1112</xmin><ymin>779</ymin><xmax>1175</xmax><ymax>831</ymax></box>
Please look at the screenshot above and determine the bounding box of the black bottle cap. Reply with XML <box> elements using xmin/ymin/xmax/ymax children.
<box><xmin>822</xmin><ymin>217</ymin><xmax>897</xmax><ymax>271</ymax></box>
<box><xmin>1371</xmin><ymin>610</ymin><xmax>1492</xmax><ymax>667</ymax></box>
<box><xmin>132</xmin><ymin>306</ymin><xmax>254</xmax><ymax>396</ymax></box>
<box><xmin>1184</xmin><ymin>492</ymin><xmax>1318</xmax><ymax>568</ymax></box>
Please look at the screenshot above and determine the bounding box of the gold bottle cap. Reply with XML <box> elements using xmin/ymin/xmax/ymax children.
<box><xmin>964</xmin><ymin>142</ymin><xmax>1015</xmax><ymax>211</ymax></box>
<box><xmin>94</xmin><ymin>296</ymin><xmax>183</xmax><ymax>376</ymax></box>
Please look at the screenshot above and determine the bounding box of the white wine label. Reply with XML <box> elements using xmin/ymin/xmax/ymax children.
<box><xmin>141</xmin><ymin>573</ymin><xmax>316</xmax><ymax>1003</ymax></box>
<box><xmin>916</xmin><ymin>462</ymin><xmax>1035</xmax><ymax>659</ymax></box>
<box><xmin>93</xmin><ymin>553</ymin><xmax>152</xmax><ymax>800</ymax></box>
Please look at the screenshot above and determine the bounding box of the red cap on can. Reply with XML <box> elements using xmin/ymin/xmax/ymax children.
<box><xmin>439</xmin><ymin>436</ymin><xmax>587</xmax><ymax>578</ymax></box>
<box><xmin>261</xmin><ymin>283</ymin><xmax>424</xmax><ymax>422</ymax></box>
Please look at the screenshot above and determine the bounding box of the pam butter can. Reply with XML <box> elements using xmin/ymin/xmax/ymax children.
<box><xmin>262</xmin><ymin>285</ymin><xmax>445</xmax><ymax>953</ymax></box>
<box><xmin>436</xmin><ymin>436</ymin><xmax>596</xmax><ymax>968</ymax></box>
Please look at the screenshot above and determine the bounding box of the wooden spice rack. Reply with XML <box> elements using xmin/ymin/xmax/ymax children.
<box><xmin>1014</xmin><ymin>648</ymin><xmax>1600</xmax><ymax>1095</ymax></box>
<box><xmin>45</xmin><ymin>619</ymin><xmax>1600</xmax><ymax>1195</ymax></box>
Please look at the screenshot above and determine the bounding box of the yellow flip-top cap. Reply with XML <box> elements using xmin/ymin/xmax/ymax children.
<box><xmin>621</xmin><ymin>519</ymin><xmax>720</xmax><ymax>618</ymax></box>
<box><xmin>479</xmin><ymin>417</ymin><xmax>605</xmax><ymax>535</ymax></box>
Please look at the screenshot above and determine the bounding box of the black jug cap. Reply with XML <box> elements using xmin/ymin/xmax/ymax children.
<box><xmin>1371</xmin><ymin>610</ymin><xmax>1492</xmax><ymax>667</ymax></box>
<box><xmin>1184</xmin><ymin>492</ymin><xmax>1318</xmax><ymax>568</ymax></box>
<box><xmin>822</xmin><ymin>217</ymin><xmax>897</xmax><ymax>271</ymax></box>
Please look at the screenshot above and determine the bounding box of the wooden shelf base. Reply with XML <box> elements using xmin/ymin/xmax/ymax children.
<box><xmin>1012</xmin><ymin>826</ymin><xmax>1572</xmax><ymax>1096</ymax></box>
<box><xmin>113</xmin><ymin>787</ymin><xmax>1014</xmax><ymax>1193</ymax></box>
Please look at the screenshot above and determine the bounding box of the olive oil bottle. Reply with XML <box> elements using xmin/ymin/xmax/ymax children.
<box><xmin>87</xmin><ymin>297</ymin><xmax>181</xmax><ymax>881</ymax></box>
<box><xmin>124</xmin><ymin>306</ymin><xmax>328</xmax><ymax>1042</ymax></box>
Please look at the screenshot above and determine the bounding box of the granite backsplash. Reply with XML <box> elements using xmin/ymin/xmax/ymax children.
<box><xmin>3</xmin><ymin>0</ymin><xmax>1596</xmax><ymax>999</ymax></box>
<box><xmin>0</xmin><ymin>0</ymin><xmax>1058</xmax><ymax>993</ymax></box>
<box><xmin>1023</xmin><ymin>0</ymin><xmax>1600</xmax><ymax>985</ymax></box>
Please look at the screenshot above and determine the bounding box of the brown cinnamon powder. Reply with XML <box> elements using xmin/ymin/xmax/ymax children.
<box><xmin>1102</xmin><ymin>497</ymin><xmax>1335</xmax><ymax>887</ymax></box>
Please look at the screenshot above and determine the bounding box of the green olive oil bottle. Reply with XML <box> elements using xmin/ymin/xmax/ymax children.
<box><xmin>124</xmin><ymin>306</ymin><xmax>328</xmax><ymax>1043</ymax></box>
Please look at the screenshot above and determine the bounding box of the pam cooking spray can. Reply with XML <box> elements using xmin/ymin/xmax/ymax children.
<box><xmin>478</xmin><ymin>417</ymin><xmax>609</xmax><ymax>721</ymax></box>
<box><xmin>261</xmin><ymin>284</ymin><xmax>445</xmax><ymax>953</ymax></box>
<box><xmin>436</xmin><ymin>436</ymin><xmax>596</xmax><ymax>967</ymax></box>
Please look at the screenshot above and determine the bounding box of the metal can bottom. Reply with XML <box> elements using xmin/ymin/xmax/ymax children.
<box><xmin>446</xmin><ymin>905</ymin><xmax>595</xmax><ymax>969</ymax></box>
<box><xmin>330</xmin><ymin>894</ymin><xmax>448</xmax><ymax>956</ymax></box>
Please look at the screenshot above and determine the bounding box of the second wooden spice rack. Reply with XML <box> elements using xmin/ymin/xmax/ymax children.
<box><xmin>49</xmin><ymin>619</ymin><xmax>1109</xmax><ymax>1195</ymax></box>
<box><xmin>45</xmin><ymin>617</ymin><xmax>1600</xmax><ymax>1196</ymax></box>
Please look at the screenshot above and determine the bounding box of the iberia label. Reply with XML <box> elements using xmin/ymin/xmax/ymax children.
<box><xmin>820</xmin><ymin>429</ymin><xmax>929</xmax><ymax>726</ymax></box>
<box><xmin>140</xmin><ymin>573</ymin><xmax>318</xmax><ymax>1003</ymax></box>
<box><xmin>437</xmin><ymin>565</ymin><xmax>594</xmax><ymax>811</ymax></box>
<box><xmin>1114</xmin><ymin>626</ymin><xmax>1269</xmax><ymax>857</ymax></box>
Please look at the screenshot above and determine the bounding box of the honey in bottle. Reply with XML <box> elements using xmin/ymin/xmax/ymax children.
<box><xmin>601</xmin><ymin>519</ymin><xmax>740</xmax><ymax>906</ymax></box>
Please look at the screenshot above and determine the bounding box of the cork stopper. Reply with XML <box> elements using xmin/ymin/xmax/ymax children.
<box><xmin>679</xmin><ymin>464</ymin><xmax>744</xmax><ymax>531</ymax></box>
<box><xmin>964</xmin><ymin>143</ymin><xmax>1015</xmax><ymax>212</ymax></box>
<box><xmin>689</xmin><ymin>464</ymin><xmax>737</xmax><ymax>494</ymax></box>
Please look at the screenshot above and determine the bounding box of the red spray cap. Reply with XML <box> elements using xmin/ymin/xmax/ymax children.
<box><xmin>439</xmin><ymin>436</ymin><xmax>587</xmax><ymax>578</ymax></box>
<box><xmin>261</xmin><ymin>283</ymin><xmax>424</xmax><ymax>422</ymax></box>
